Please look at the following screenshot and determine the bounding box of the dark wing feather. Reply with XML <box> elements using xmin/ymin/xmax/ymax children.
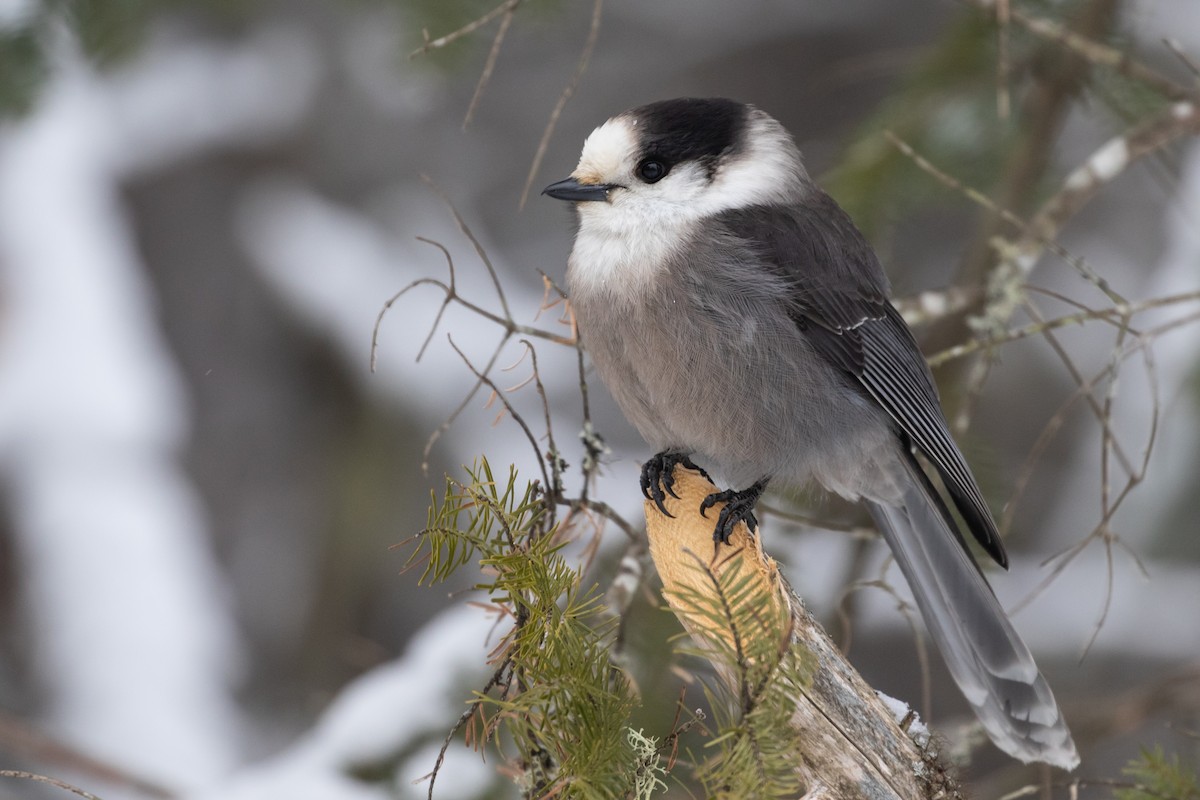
<box><xmin>718</xmin><ymin>196</ymin><xmax>1008</xmax><ymax>568</ymax></box>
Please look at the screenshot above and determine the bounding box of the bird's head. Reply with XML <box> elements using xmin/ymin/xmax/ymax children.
<box><xmin>543</xmin><ymin>97</ymin><xmax>809</xmax><ymax>229</ymax></box>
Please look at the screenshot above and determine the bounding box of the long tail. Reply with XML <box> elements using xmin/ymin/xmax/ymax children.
<box><xmin>865</xmin><ymin>454</ymin><xmax>1079</xmax><ymax>769</ymax></box>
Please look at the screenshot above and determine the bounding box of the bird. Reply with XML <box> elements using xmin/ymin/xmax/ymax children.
<box><xmin>542</xmin><ymin>97</ymin><xmax>1079</xmax><ymax>769</ymax></box>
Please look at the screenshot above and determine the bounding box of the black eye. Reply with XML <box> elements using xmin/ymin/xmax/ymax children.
<box><xmin>636</xmin><ymin>159</ymin><xmax>668</xmax><ymax>183</ymax></box>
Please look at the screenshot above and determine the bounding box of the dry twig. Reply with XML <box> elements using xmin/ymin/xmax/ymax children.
<box><xmin>967</xmin><ymin>0</ymin><xmax>1198</xmax><ymax>103</ymax></box>
<box><xmin>0</xmin><ymin>770</ymin><xmax>107</xmax><ymax>800</ymax></box>
<box><xmin>463</xmin><ymin>1</ymin><xmax>520</xmax><ymax>129</ymax></box>
<box><xmin>409</xmin><ymin>0</ymin><xmax>521</xmax><ymax>59</ymax></box>
<box><xmin>0</xmin><ymin>715</ymin><xmax>173</xmax><ymax>800</ymax></box>
<box><xmin>518</xmin><ymin>0</ymin><xmax>604</xmax><ymax>209</ymax></box>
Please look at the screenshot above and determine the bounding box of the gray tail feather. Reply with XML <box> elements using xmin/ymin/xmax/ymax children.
<box><xmin>866</xmin><ymin>455</ymin><xmax>1079</xmax><ymax>769</ymax></box>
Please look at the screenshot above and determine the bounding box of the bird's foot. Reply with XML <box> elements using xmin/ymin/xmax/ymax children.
<box><xmin>700</xmin><ymin>478</ymin><xmax>769</xmax><ymax>545</ymax></box>
<box><xmin>641</xmin><ymin>451</ymin><xmax>711</xmax><ymax>518</ymax></box>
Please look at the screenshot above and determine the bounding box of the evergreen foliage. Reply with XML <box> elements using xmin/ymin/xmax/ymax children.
<box><xmin>1115</xmin><ymin>747</ymin><xmax>1200</xmax><ymax>800</ymax></box>
<box><xmin>667</xmin><ymin>559</ymin><xmax>815</xmax><ymax>799</ymax></box>
<box><xmin>407</xmin><ymin>459</ymin><xmax>833</xmax><ymax>797</ymax></box>
<box><xmin>407</xmin><ymin>459</ymin><xmax>646</xmax><ymax>798</ymax></box>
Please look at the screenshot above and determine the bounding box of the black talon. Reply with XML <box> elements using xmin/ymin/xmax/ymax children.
<box><xmin>700</xmin><ymin>478</ymin><xmax>769</xmax><ymax>544</ymax></box>
<box><xmin>641</xmin><ymin>451</ymin><xmax>708</xmax><ymax>518</ymax></box>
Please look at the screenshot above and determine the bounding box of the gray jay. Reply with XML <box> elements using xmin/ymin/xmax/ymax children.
<box><xmin>543</xmin><ymin>97</ymin><xmax>1078</xmax><ymax>769</ymax></box>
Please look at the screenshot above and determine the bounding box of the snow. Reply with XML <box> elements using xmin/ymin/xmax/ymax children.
<box><xmin>104</xmin><ymin>26</ymin><xmax>321</xmax><ymax>177</ymax></box>
<box><xmin>875</xmin><ymin>691</ymin><xmax>930</xmax><ymax>747</ymax></box>
<box><xmin>0</xmin><ymin>25</ymin><xmax>322</xmax><ymax>794</ymax></box>
<box><xmin>0</xmin><ymin>54</ymin><xmax>243</xmax><ymax>789</ymax></box>
<box><xmin>2</xmin><ymin>1</ymin><xmax>1198</xmax><ymax>795</ymax></box>
<box><xmin>0</xmin><ymin>0</ymin><xmax>35</xmax><ymax>29</ymax></box>
<box><xmin>187</xmin><ymin>604</ymin><xmax>502</xmax><ymax>800</ymax></box>
<box><xmin>1064</xmin><ymin>137</ymin><xmax>1130</xmax><ymax>191</ymax></box>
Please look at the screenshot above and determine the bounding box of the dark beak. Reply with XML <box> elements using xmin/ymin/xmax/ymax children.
<box><xmin>542</xmin><ymin>177</ymin><xmax>614</xmax><ymax>202</ymax></box>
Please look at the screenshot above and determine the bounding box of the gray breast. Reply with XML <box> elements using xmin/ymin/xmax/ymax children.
<box><xmin>569</xmin><ymin>229</ymin><xmax>899</xmax><ymax>495</ymax></box>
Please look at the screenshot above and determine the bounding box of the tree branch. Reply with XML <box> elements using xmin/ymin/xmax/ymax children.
<box><xmin>644</xmin><ymin>465</ymin><xmax>958</xmax><ymax>800</ymax></box>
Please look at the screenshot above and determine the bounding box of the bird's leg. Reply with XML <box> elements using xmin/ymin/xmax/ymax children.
<box><xmin>700</xmin><ymin>478</ymin><xmax>769</xmax><ymax>545</ymax></box>
<box><xmin>641</xmin><ymin>451</ymin><xmax>711</xmax><ymax>518</ymax></box>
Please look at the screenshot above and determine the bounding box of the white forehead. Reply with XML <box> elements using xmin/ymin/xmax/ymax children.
<box><xmin>572</xmin><ymin>116</ymin><xmax>638</xmax><ymax>183</ymax></box>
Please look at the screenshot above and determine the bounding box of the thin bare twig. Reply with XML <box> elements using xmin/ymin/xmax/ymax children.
<box><xmin>954</xmin><ymin>101</ymin><xmax>1199</xmax><ymax>431</ymax></box>
<box><xmin>835</xmin><ymin>575</ymin><xmax>934</xmax><ymax>724</ymax></box>
<box><xmin>370</xmin><ymin>257</ymin><xmax>571</xmax><ymax>368</ymax></box>
<box><xmin>518</xmin><ymin>0</ymin><xmax>603</xmax><ymax>209</ymax></box>
<box><xmin>885</xmin><ymin>130</ymin><xmax>1126</xmax><ymax>305</ymax></box>
<box><xmin>1024</xmin><ymin>284</ymin><xmax>1137</xmax><ymax>328</ymax></box>
<box><xmin>421</xmin><ymin>174</ymin><xmax>513</xmax><ymax>321</ymax></box>
<box><xmin>410</xmin><ymin>0</ymin><xmax>521</xmax><ymax>58</ymax></box>
<box><xmin>892</xmin><ymin>285</ymin><xmax>980</xmax><ymax>327</ymax></box>
<box><xmin>463</xmin><ymin>1</ymin><xmax>520</xmax><ymax>129</ymax></box>
<box><xmin>396</xmin><ymin>238</ymin><xmax>457</xmax><ymax>365</ymax></box>
<box><xmin>560</xmin><ymin>496</ymin><xmax>637</xmax><ymax>541</ymax></box>
<box><xmin>369</xmin><ymin>201</ymin><xmax>572</xmax><ymax>374</ymax></box>
<box><xmin>573</xmin><ymin>321</ymin><xmax>590</xmax><ymax>423</ymax></box>
<box><xmin>1020</xmin><ymin>300</ymin><xmax>1136</xmax><ymax>475</ymax></box>
<box><xmin>447</xmin><ymin>335</ymin><xmax>553</xmax><ymax>499</ymax></box>
<box><xmin>0</xmin><ymin>771</ymin><xmax>106</xmax><ymax>800</ymax></box>
<box><xmin>520</xmin><ymin>339</ymin><xmax>564</xmax><ymax>506</ymax></box>
<box><xmin>995</xmin><ymin>0</ymin><xmax>1011</xmax><ymax>119</ymax></box>
<box><xmin>0</xmin><ymin>714</ymin><xmax>173</xmax><ymax>799</ymax></box>
<box><xmin>967</xmin><ymin>0</ymin><xmax>1199</xmax><ymax>103</ymax></box>
<box><xmin>1164</xmin><ymin>38</ymin><xmax>1200</xmax><ymax>79</ymax></box>
<box><xmin>1098</xmin><ymin>308</ymin><xmax>1134</xmax><ymax>520</ymax></box>
<box><xmin>1009</xmin><ymin>310</ymin><xmax>1198</xmax><ymax>618</ymax></box>
<box><xmin>419</xmin><ymin>661</ymin><xmax>511</xmax><ymax>800</ymax></box>
<box><xmin>936</xmin><ymin>290</ymin><xmax>1200</xmax><ymax>367</ymax></box>
<box><xmin>433</xmin><ymin>343</ymin><xmax>509</xmax><ymax>474</ymax></box>
<box><xmin>370</xmin><ymin>189</ymin><xmax>572</xmax><ymax>476</ymax></box>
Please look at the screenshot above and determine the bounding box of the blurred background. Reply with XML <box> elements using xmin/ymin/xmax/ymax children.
<box><xmin>1</xmin><ymin>0</ymin><xmax>1199</xmax><ymax>797</ymax></box>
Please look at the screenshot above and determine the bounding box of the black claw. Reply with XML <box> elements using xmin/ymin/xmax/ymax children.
<box><xmin>641</xmin><ymin>451</ymin><xmax>708</xmax><ymax>519</ymax></box>
<box><xmin>647</xmin><ymin>475</ymin><xmax>673</xmax><ymax>518</ymax></box>
<box><xmin>641</xmin><ymin>455</ymin><xmax>767</xmax><ymax>544</ymax></box>
<box><xmin>700</xmin><ymin>479</ymin><xmax>769</xmax><ymax>545</ymax></box>
<box><xmin>651</xmin><ymin>486</ymin><xmax>673</xmax><ymax>519</ymax></box>
<box><xmin>663</xmin><ymin>479</ymin><xmax>681</xmax><ymax>501</ymax></box>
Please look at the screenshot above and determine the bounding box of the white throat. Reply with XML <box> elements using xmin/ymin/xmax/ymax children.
<box><xmin>565</xmin><ymin>117</ymin><xmax>689</xmax><ymax>303</ymax></box>
<box><xmin>567</xmin><ymin>201</ymin><xmax>693</xmax><ymax>303</ymax></box>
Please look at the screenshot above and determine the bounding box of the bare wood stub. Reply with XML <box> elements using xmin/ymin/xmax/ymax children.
<box><xmin>643</xmin><ymin>464</ymin><xmax>961</xmax><ymax>800</ymax></box>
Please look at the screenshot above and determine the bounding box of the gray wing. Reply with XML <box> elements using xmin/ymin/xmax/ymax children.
<box><xmin>716</xmin><ymin>196</ymin><xmax>1007</xmax><ymax>567</ymax></box>
<box><xmin>715</xmin><ymin>196</ymin><xmax>1080</xmax><ymax>768</ymax></box>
